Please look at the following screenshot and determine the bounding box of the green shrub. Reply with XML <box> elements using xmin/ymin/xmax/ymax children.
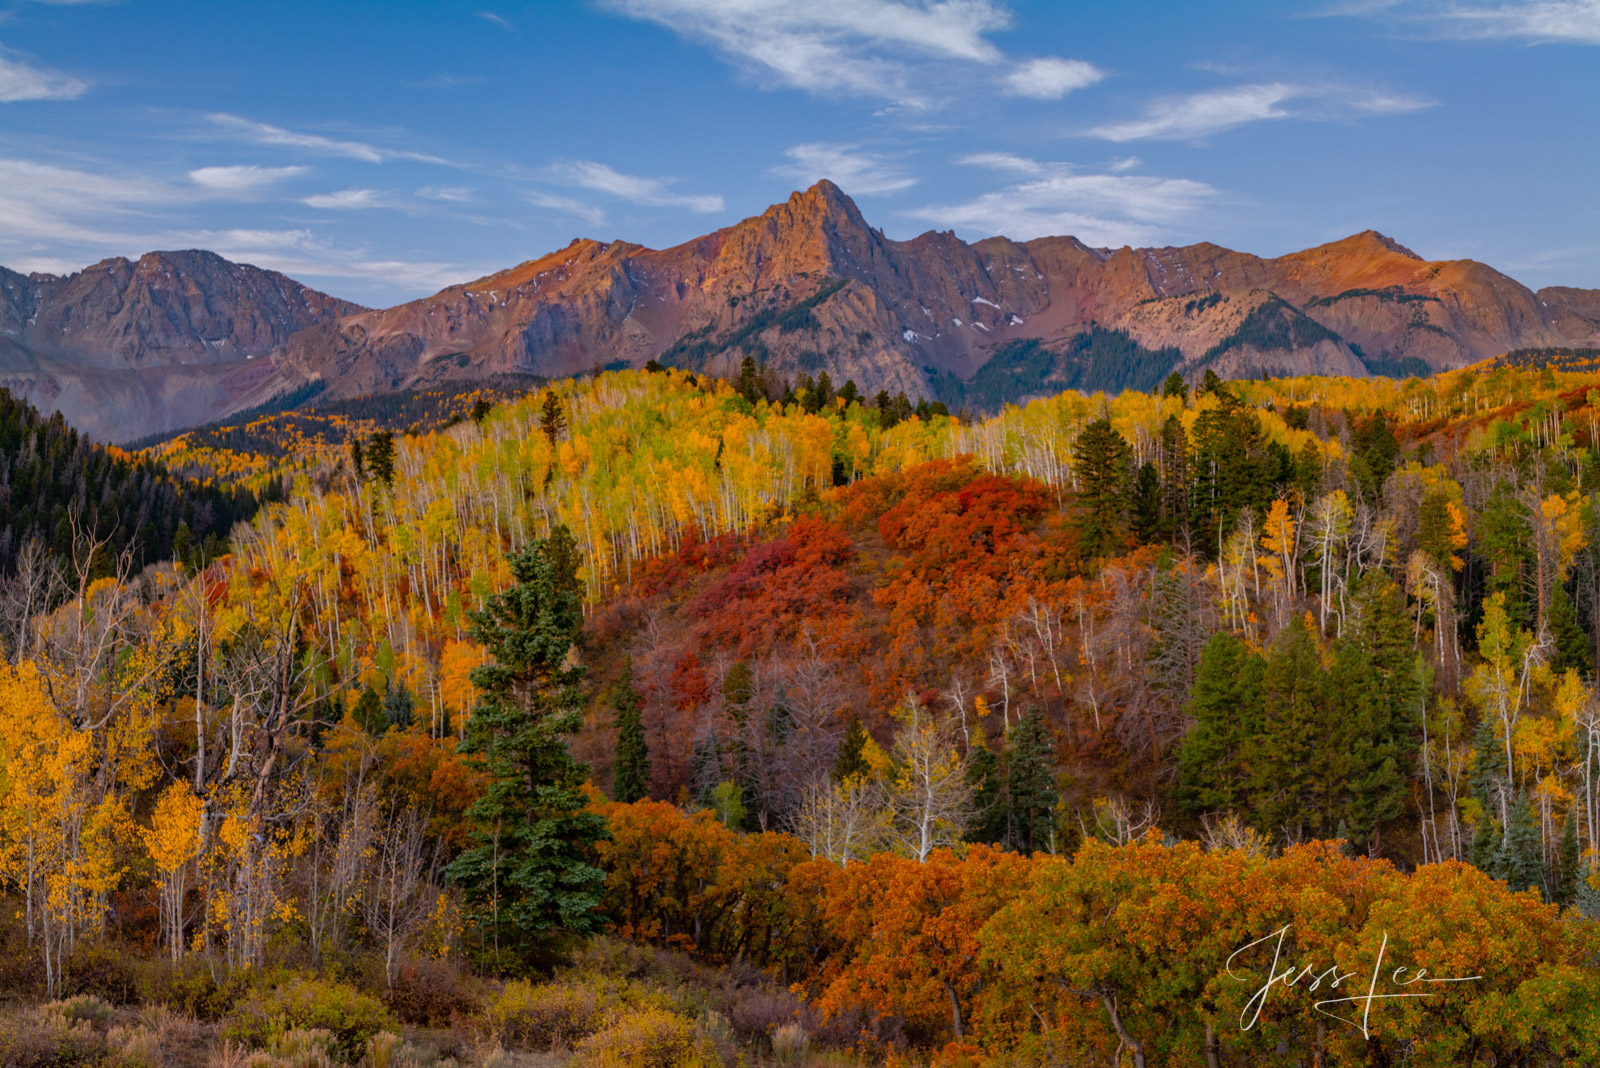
<box><xmin>488</xmin><ymin>979</ymin><xmax>604</xmax><ymax>1050</ymax></box>
<box><xmin>227</xmin><ymin>976</ymin><xmax>394</xmax><ymax>1063</ymax></box>
<box><xmin>574</xmin><ymin>1007</ymin><xmax>718</xmax><ymax>1068</ymax></box>
<box><xmin>142</xmin><ymin>957</ymin><xmax>255</xmax><ymax>1019</ymax></box>
<box><xmin>63</xmin><ymin>941</ymin><xmax>141</xmax><ymax>1005</ymax></box>
<box><xmin>385</xmin><ymin>960</ymin><xmax>483</xmax><ymax>1027</ymax></box>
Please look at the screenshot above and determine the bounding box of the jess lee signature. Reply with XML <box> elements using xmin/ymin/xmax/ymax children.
<box><xmin>1227</xmin><ymin>925</ymin><xmax>1481</xmax><ymax>1038</ymax></box>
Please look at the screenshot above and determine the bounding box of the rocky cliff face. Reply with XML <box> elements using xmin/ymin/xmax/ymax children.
<box><xmin>10</xmin><ymin>184</ymin><xmax>1599</xmax><ymax>440</ymax></box>
<box><xmin>0</xmin><ymin>251</ymin><xmax>362</xmax><ymax>441</ymax></box>
<box><xmin>246</xmin><ymin>182</ymin><xmax>1599</xmax><ymax>417</ymax></box>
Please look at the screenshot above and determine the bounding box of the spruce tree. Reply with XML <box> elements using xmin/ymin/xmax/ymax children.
<box><xmin>611</xmin><ymin>659</ymin><xmax>651</xmax><ymax>804</ymax></box>
<box><xmin>538</xmin><ymin>391</ymin><xmax>567</xmax><ymax>446</ymax></box>
<box><xmin>1176</xmin><ymin>631</ymin><xmax>1264</xmax><ymax>817</ymax></box>
<box><xmin>445</xmin><ymin>526</ymin><xmax>608</xmax><ymax>967</ymax></box>
<box><xmin>366</xmin><ymin>432</ymin><xmax>396</xmax><ymax>489</ymax></box>
<box><xmin>1468</xmin><ymin>810</ymin><xmax>1500</xmax><ymax>872</ymax></box>
<box><xmin>1160</xmin><ymin>371</ymin><xmax>1188</xmax><ymax>403</ymax></box>
<box><xmin>1004</xmin><ymin>710</ymin><xmax>1059</xmax><ymax>853</ymax></box>
<box><xmin>1159</xmin><ymin>414</ymin><xmax>1190</xmax><ymax>540</ymax></box>
<box><xmin>1074</xmin><ymin>417</ymin><xmax>1132</xmax><ymax>558</ymax></box>
<box><xmin>1497</xmin><ymin>793</ymin><xmax>1544</xmax><ymax>896</ymax></box>
<box><xmin>689</xmin><ymin>729</ymin><xmax>723</xmax><ymax>807</ymax></box>
<box><xmin>963</xmin><ymin>740</ymin><xmax>1006</xmax><ymax>846</ymax></box>
<box><xmin>834</xmin><ymin>716</ymin><xmax>869</xmax><ymax>781</ymax></box>
<box><xmin>1130</xmin><ymin>461</ymin><xmax>1163</xmax><ymax>544</ymax></box>
<box><xmin>352</xmin><ymin>685</ymin><xmax>385</xmax><ymax>735</ymax></box>
<box><xmin>1547</xmin><ymin>583</ymin><xmax>1592</xmax><ymax>677</ymax></box>
<box><xmin>1243</xmin><ymin>615</ymin><xmax>1330</xmax><ymax>840</ymax></box>
<box><xmin>1332</xmin><ymin>571</ymin><xmax>1424</xmax><ymax>846</ymax></box>
<box><xmin>382</xmin><ymin>683</ymin><xmax>415</xmax><ymax>731</ymax></box>
<box><xmin>1468</xmin><ymin>715</ymin><xmax>1508</xmax><ymax>825</ymax></box>
<box><xmin>1556</xmin><ymin>813</ymin><xmax>1580</xmax><ymax>905</ymax></box>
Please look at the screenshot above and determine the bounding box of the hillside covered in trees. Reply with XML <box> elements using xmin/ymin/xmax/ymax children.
<box><xmin>0</xmin><ymin>360</ymin><xmax>1599</xmax><ymax>1066</ymax></box>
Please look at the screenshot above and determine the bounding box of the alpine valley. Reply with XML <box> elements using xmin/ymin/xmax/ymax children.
<box><xmin>5</xmin><ymin>180</ymin><xmax>1598</xmax><ymax>442</ymax></box>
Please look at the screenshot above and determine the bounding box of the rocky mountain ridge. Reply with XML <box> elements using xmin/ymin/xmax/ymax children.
<box><xmin>0</xmin><ymin>250</ymin><xmax>362</xmax><ymax>441</ymax></box>
<box><xmin>7</xmin><ymin>183</ymin><xmax>1598</xmax><ymax>441</ymax></box>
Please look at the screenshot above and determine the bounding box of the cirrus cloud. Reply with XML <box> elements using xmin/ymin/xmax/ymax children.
<box><xmin>544</xmin><ymin>160</ymin><xmax>724</xmax><ymax>213</ymax></box>
<box><xmin>1004</xmin><ymin>56</ymin><xmax>1104</xmax><ymax>99</ymax></box>
<box><xmin>772</xmin><ymin>142</ymin><xmax>918</xmax><ymax>194</ymax></box>
<box><xmin>1090</xmin><ymin>82</ymin><xmax>1433</xmax><ymax>141</ymax></box>
<box><xmin>0</xmin><ymin>48</ymin><xmax>89</xmax><ymax>102</ymax></box>
<box><xmin>908</xmin><ymin>154</ymin><xmax>1216</xmax><ymax>246</ymax></box>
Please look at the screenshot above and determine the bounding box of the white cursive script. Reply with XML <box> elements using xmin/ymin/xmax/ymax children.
<box><xmin>1226</xmin><ymin>924</ymin><xmax>1481</xmax><ymax>1038</ymax></box>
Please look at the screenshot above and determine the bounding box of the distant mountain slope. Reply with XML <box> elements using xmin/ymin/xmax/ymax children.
<box><xmin>10</xmin><ymin>184</ymin><xmax>1599</xmax><ymax>440</ymax></box>
<box><xmin>238</xmin><ymin>181</ymin><xmax>1596</xmax><ymax>420</ymax></box>
<box><xmin>0</xmin><ymin>251</ymin><xmax>363</xmax><ymax>441</ymax></box>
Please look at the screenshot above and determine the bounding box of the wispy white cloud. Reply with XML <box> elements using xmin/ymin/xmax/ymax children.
<box><xmin>188</xmin><ymin>164</ymin><xmax>308</xmax><ymax>193</ymax></box>
<box><xmin>957</xmin><ymin>151</ymin><xmax>1046</xmax><ymax>175</ymax></box>
<box><xmin>302</xmin><ymin>188</ymin><xmax>396</xmax><ymax>210</ymax></box>
<box><xmin>600</xmin><ymin>0</ymin><xmax>1096</xmax><ymax>106</ymax></box>
<box><xmin>1431</xmin><ymin>0</ymin><xmax>1600</xmax><ymax>42</ymax></box>
<box><xmin>478</xmin><ymin>10</ymin><xmax>513</xmax><ymax>31</ymax></box>
<box><xmin>772</xmin><ymin>142</ymin><xmax>917</xmax><ymax>194</ymax></box>
<box><xmin>0</xmin><ymin>47</ymin><xmax>89</xmax><ymax>102</ymax></box>
<box><xmin>1090</xmin><ymin>82</ymin><xmax>1432</xmax><ymax>141</ymax></box>
<box><xmin>417</xmin><ymin>184</ymin><xmax>475</xmax><ymax>202</ymax></box>
<box><xmin>911</xmin><ymin>155</ymin><xmax>1215</xmax><ymax>246</ymax></box>
<box><xmin>204</xmin><ymin>113</ymin><xmax>448</xmax><ymax>164</ymax></box>
<box><xmin>525</xmin><ymin>190</ymin><xmax>607</xmax><ymax>227</ymax></box>
<box><xmin>0</xmin><ymin>157</ymin><xmax>473</xmax><ymax>297</ymax></box>
<box><xmin>1003</xmin><ymin>56</ymin><xmax>1104</xmax><ymax>99</ymax></box>
<box><xmin>1092</xmin><ymin>83</ymin><xmax>1299</xmax><ymax>141</ymax></box>
<box><xmin>545</xmin><ymin>160</ymin><xmax>724</xmax><ymax>213</ymax></box>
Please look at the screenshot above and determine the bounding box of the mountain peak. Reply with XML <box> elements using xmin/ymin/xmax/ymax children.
<box><xmin>777</xmin><ymin>179</ymin><xmax>870</xmax><ymax>231</ymax></box>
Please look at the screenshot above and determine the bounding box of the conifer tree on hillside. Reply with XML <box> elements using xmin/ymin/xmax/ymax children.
<box><xmin>445</xmin><ymin>525</ymin><xmax>608</xmax><ymax>967</ymax></box>
<box><xmin>1331</xmin><ymin>572</ymin><xmax>1424</xmax><ymax>846</ymax></box>
<box><xmin>538</xmin><ymin>391</ymin><xmax>568</xmax><ymax>446</ymax></box>
<box><xmin>611</xmin><ymin>659</ymin><xmax>651</xmax><ymax>804</ymax></box>
<box><xmin>1243</xmin><ymin>615</ymin><xmax>1335</xmax><ymax>840</ymax></box>
<box><xmin>1074</xmin><ymin>417</ymin><xmax>1131</xmax><ymax>558</ymax></box>
<box><xmin>1004</xmin><ymin>710</ymin><xmax>1059</xmax><ymax>854</ymax></box>
<box><xmin>1176</xmin><ymin>631</ymin><xmax>1263</xmax><ymax>818</ymax></box>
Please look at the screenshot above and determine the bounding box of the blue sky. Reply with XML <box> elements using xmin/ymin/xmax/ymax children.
<box><xmin>0</xmin><ymin>0</ymin><xmax>1595</xmax><ymax>306</ymax></box>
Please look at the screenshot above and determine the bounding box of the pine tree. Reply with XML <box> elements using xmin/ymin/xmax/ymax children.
<box><xmin>1004</xmin><ymin>710</ymin><xmax>1059</xmax><ymax>854</ymax></box>
<box><xmin>366</xmin><ymin>432</ymin><xmax>396</xmax><ymax>489</ymax></box>
<box><xmin>1478</xmin><ymin>479</ymin><xmax>1533</xmax><ymax>630</ymax></box>
<box><xmin>1331</xmin><ymin>571</ymin><xmax>1423</xmax><ymax>846</ymax></box>
<box><xmin>444</xmin><ymin>526</ymin><xmax>609</xmax><ymax>967</ymax></box>
<box><xmin>1074</xmin><ymin>417</ymin><xmax>1132</xmax><ymax>558</ymax></box>
<box><xmin>737</xmin><ymin>356</ymin><xmax>761</xmax><ymax>404</ymax></box>
<box><xmin>383</xmin><ymin>683</ymin><xmax>415</xmax><ymax>731</ymax></box>
<box><xmin>1160</xmin><ymin>371</ymin><xmax>1188</xmax><ymax>403</ymax></box>
<box><xmin>1159</xmin><ymin>414</ymin><xmax>1190</xmax><ymax>540</ymax></box>
<box><xmin>1468</xmin><ymin>809</ymin><xmax>1500</xmax><ymax>872</ymax></box>
<box><xmin>353</xmin><ymin>685</ymin><xmax>385</xmax><ymax>735</ymax></box>
<box><xmin>611</xmin><ymin>659</ymin><xmax>650</xmax><ymax>803</ymax></box>
<box><xmin>834</xmin><ymin>716</ymin><xmax>869</xmax><ymax>782</ymax></box>
<box><xmin>689</xmin><ymin>729</ymin><xmax>723</xmax><ymax>808</ymax></box>
<box><xmin>1497</xmin><ymin>792</ymin><xmax>1544</xmax><ymax>895</ymax></box>
<box><xmin>1242</xmin><ymin>615</ymin><xmax>1330</xmax><ymax>840</ymax></box>
<box><xmin>1176</xmin><ymin>631</ymin><xmax>1263</xmax><ymax>817</ymax></box>
<box><xmin>963</xmin><ymin>740</ymin><xmax>1006</xmax><ymax>846</ymax></box>
<box><xmin>349</xmin><ymin>437</ymin><xmax>366</xmax><ymax>482</ymax></box>
<box><xmin>1556</xmin><ymin>812</ymin><xmax>1580</xmax><ymax>905</ymax></box>
<box><xmin>1468</xmin><ymin>715</ymin><xmax>1508</xmax><ymax>824</ymax></box>
<box><xmin>1130</xmin><ymin>461</ymin><xmax>1163</xmax><ymax>544</ymax></box>
<box><xmin>538</xmin><ymin>391</ymin><xmax>567</xmax><ymax>447</ymax></box>
<box><xmin>1547</xmin><ymin>582</ymin><xmax>1592</xmax><ymax>676</ymax></box>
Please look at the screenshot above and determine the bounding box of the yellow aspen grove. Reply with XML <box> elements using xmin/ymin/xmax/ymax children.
<box><xmin>141</xmin><ymin>781</ymin><xmax>204</xmax><ymax>962</ymax></box>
